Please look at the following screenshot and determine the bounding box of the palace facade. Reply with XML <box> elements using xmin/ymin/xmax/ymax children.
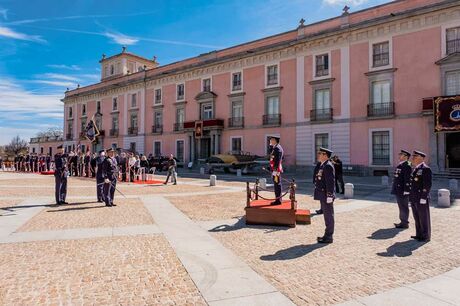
<box><xmin>33</xmin><ymin>0</ymin><xmax>460</xmax><ymax>174</ymax></box>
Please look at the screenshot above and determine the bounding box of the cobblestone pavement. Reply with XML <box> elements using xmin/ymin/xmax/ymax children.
<box><xmin>0</xmin><ymin>235</ymin><xmax>205</xmax><ymax>305</ymax></box>
<box><xmin>18</xmin><ymin>198</ymin><xmax>154</xmax><ymax>232</ymax></box>
<box><xmin>0</xmin><ymin>199</ymin><xmax>21</xmax><ymax>209</ymax></box>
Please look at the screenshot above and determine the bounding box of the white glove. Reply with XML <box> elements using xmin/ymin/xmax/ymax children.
<box><xmin>326</xmin><ymin>197</ymin><xmax>333</xmax><ymax>204</ymax></box>
<box><xmin>104</xmin><ymin>178</ymin><xmax>110</xmax><ymax>184</ymax></box>
<box><xmin>403</xmin><ymin>192</ymin><xmax>409</xmax><ymax>195</ymax></box>
<box><xmin>272</xmin><ymin>171</ymin><xmax>279</xmax><ymax>176</ymax></box>
<box><xmin>420</xmin><ymin>199</ymin><xmax>427</xmax><ymax>204</ymax></box>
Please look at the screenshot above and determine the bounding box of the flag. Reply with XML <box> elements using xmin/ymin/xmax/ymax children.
<box><xmin>85</xmin><ymin>116</ymin><xmax>100</xmax><ymax>142</ymax></box>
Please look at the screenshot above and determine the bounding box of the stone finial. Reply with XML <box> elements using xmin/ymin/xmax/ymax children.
<box><xmin>77</xmin><ymin>84</ymin><xmax>80</xmax><ymax>88</ymax></box>
<box><xmin>153</xmin><ymin>55</ymin><xmax>157</xmax><ymax>63</ymax></box>
<box><xmin>66</xmin><ymin>87</ymin><xmax>69</xmax><ymax>91</ymax></box>
<box><xmin>122</xmin><ymin>46</ymin><xmax>126</xmax><ymax>53</ymax></box>
<box><xmin>102</xmin><ymin>53</ymin><xmax>106</xmax><ymax>60</ymax></box>
<box><xmin>299</xmin><ymin>18</ymin><xmax>305</xmax><ymax>27</ymax></box>
<box><xmin>342</xmin><ymin>5</ymin><xmax>350</xmax><ymax>15</ymax></box>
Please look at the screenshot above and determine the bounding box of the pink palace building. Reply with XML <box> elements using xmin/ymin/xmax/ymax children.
<box><xmin>31</xmin><ymin>0</ymin><xmax>460</xmax><ymax>175</ymax></box>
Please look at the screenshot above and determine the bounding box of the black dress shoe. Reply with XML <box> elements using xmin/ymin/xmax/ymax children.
<box><xmin>418</xmin><ymin>237</ymin><xmax>430</xmax><ymax>242</ymax></box>
<box><xmin>56</xmin><ymin>202</ymin><xmax>62</xmax><ymax>205</ymax></box>
<box><xmin>317</xmin><ymin>236</ymin><xmax>333</xmax><ymax>244</ymax></box>
<box><xmin>411</xmin><ymin>235</ymin><xmax>421</xmax><ymax>240</ymax></box>
<box><xmin>105</xmin><ymin>204</ymin><xmax>111</xmax><ymax>207</ymax></box>
<box><xmin>97</xmin><ymin>200</ymin><xmax>103</xmax><ymax>203</ymax></box>
<box><xmin>270</xmin><ymin>201</ymin><xmax>282</xmax><ymax>205</ymax></box>
<box><xmin>61</xmin><ymin>201</ymin><xmax>69</xmax><ymax>204</ymax></box>
<box><xmin>111</xmin><ymin>203</ymin><xmax>117</xmax><ymax>207</ymax></box>
<box><xmin>394</xmin><ymin>223</ymin><xmax>409</xmax><ymax>229</ymax></box>
<box><xmin>316</xmin><ymin>209</ymin><xmax>323</xmax><ymax>215</ymax></box>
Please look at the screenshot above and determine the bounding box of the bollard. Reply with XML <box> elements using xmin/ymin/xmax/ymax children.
<box><xmin>381</xmin><ymin>176</ymin><xmax>389</xmax><ymax>186</ymax></box>
<box><xmin>437</xmin><ymin>189</ymin><xmax>451</xmax><ymax>208</ymax></box>
<box><xmin>236</xmin><ymin>169</ymin><xmax>242</xmax><ymax>177</ymax></box>
<box><xmin>210</xmin><ymin>175</ymin><xmax>217</xmax><ymax>186</ymax></box>
<box><xmin>344</xmin><ymin>183</ymin><xmax>354</xmax><ymax>199</ymax></box>
<box><xmin>449</xmin><ymin>179</ymin><xmax>458</xmax><ymax>192</ymax></box>
<box><xmin>259</xmin><ymin>178</ymin><xmax>267</xmax><ymax>189</ymax></box>
<box><xmin>200</xmin><ymin>167</ymin><xmax>205</xmax><ymax>175</ymax></box>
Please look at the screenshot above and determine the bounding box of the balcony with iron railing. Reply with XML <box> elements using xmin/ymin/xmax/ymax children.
<box><xmin>262</xmin><ymin>114</ymin><xmax>281</xmax><ymax>126</ymax></box>
<box><xmin>109</xmin><ymin>129</ymin><xmax>119</xmax><ymax>137</ymax></box>
<box><xmin>310</xmin><ymin>108</ymin><xmax>333</xmax><ymax>122</ymax></box>
<box><xmin>447</xmin><ymin>39</ymin><xmax>460</xmax><ymax>55</ymax></box>
<box><xmin>367</xmin><ymin>102</ymin><xmax>395</xmax><ymax>118</ymax></box>
<box><xmin>152</xmin><ymin>124</ymin><xmax>163</xmax><ymax>134</ymax></box>
<box><xmin>228</xmin><ymin>117</ymin><xmax>244</xmax><ymax>128</ymax></box>
<box><xmin>173</xmin><ymin>122</ymin><xmax>184</xmax><ymax>132</ymax></box>
<box><xmin>128</xmin><ymin>127</ymin><xmax>138</xmax><ymax>136</ymax></box>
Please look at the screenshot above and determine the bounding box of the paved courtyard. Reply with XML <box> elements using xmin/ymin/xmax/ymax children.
<box><xmin>0</xmin><ymin>171</ymin><xmax>459</xmax><ymax>305</ymax></box>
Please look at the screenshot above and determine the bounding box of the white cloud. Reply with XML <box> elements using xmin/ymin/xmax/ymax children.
<box><xmin>322</xmin><ymin>0</ymin><xmax>369</xmax><ymax>5</ymax></box>
<box><xmin>0</xmin><ymin>8</ymin><xmax>7</xmax><ymax>20</ymax></box>
<box><xmin>104</xmin><ymin>31</ymin><xmax>139</xmax><ymax>45</ymax></box>
<box><xmin>32</xmin><ymin>80</ymin><xmax>77</xmax><ymax>87</ymax></box>
<box><xmin>0</xmin><ymin>127</ymin><xmax>39</xmax><ymax>145</ymax></box>
<box><xmin>0</xmin><ymin>26</ymin><xmax>45</xmax><ymax>43</ymax></box>
<box><xmin>36</xmin><ymin>73</ymin><xmax>81</xmax><ymax>82</ymax></box>
<box><xmin>47</xmin><ymin>64</ymin><xmax>81</xmax><ymax>71</ymax></box>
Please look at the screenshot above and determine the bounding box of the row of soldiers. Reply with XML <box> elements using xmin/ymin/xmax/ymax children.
<box><xmin>269</xmin><ymin>135</ymin><xmax>432</xmax><ymax>244</ymax></box>
<box><xmin>13</xmin><ymin>154</ymin><xmax>52</xmax><ymax>172</ymax></box>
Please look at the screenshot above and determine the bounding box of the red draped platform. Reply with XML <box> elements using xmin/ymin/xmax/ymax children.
<box><xmin>245</xmin><ymin>199</ymin><xmax>311</xmax><ymax>227</ymax></box>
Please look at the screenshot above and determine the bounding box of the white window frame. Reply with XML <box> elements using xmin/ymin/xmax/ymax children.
<box><xmin>176</xmin><ymin>83</ymin><xmax>185</xmax><ymax>101</ymax></box>
<box><xmin>201</xmin><ymin>102</ymin><xmax>214</xmax><ymax>120</ymax></box>
<box><xmin>230</xmin><ymin>136</ymin><xmax>243</xmax><ymax>153</ymax></box>
<box><xmin>175</xmin><ymin>139</ymin><xmax>186</xmax><ymax>162</ymax></box>
<box><xmin>368</xmin><ymin>37</ymin><xmax>393</xmax><ymax>72</ymax></box>
<box><xmin>368</xmin><ymin>128</ymin><xmax>393</xmax><ymax>167</ymax></box>
<box><xmin>154</xmin><ymin>88</ymin><xmax>162</xmax><ymax>105</ymax></box>
<box><xmin>442</xmin><ymin>21</ymin><xmax>460</xmax><ymax>57</ymax></box>
<box><xmin>112</xmin><ymin>96</ymin><xmax>118</xmax><ymax>111</ymax></box>
<box><xmin>230</xmin><ymin>70</ymin><xmax>243</xmax><ymax>93</ymax></box>
<box><xmin>312</xmin><ymin>132</ymin><xmax>331</xmax><ymax>163</ymax></box>
<box><xmin>264</xmin><ymin>133</ymin><xmax>280</xmax><ymax>154</ymax></box>
<box><xmin>265</xmin><ymin>62</ymin><xmax>280</xmax><ymax>88</ymax></box>
<box><xmin>312</xmin><ymin>50</ymin><xmax>332</xmax><ymax>80</ymax></box>
<box><xmin>202</xmin><ymin>77</ymin><xmax>212</xmax><ymax>92</ymax></box>
<box><xmin>153</xmin><ymin>140</ymin><xmax>162</xmax><ymax>157</ymax></box>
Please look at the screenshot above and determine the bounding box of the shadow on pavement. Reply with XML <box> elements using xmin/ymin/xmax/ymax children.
<box><xmin>260</xmin><ymin>243</ymin><xmax>328</xmax><ymax>261</ymax></box>
<box><xmin>368</xmin><ymin>227</ymin><xmax>405</xmax><ymax>240</ymax></box>
<box><xmin>208</xmin><ymin>217</ymin><xmax>290</xmax><ymax>233</ymax></box>
<box><xmin>377</xmin><ymin>239</ymin><xmax>428</xmax><ymax>257</ymax></box>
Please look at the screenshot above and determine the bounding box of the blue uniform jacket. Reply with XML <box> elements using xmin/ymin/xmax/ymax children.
<box><xmin>54</xmin><ymin>153</ymin><xmax>68</xmax><ymax>176</ymax></box>
<box><xmin>96</xmin><ymin>156</ymin><xmax>105</xmax><ymax>179</ymax></box>
<box><xmin>391</xmin><ymin>160</ymin><xmax>412</xmax><ymax>196</ymax></box>
<box><xmin>314</xmin><ymin>160</ymin><xmax>335</xmax><ymax>201</ymax></box>
<box><xmin>270</xmin><ymin>144</ymin><xmax>284</xmax><ymax>172</ymax></box>
<box><xmin>409</xmin><ymin>162</ymin><xmax>432</xmax><ymax>204</ymax></box>
<box><xmin>101</xmin><ymin>157</ymin><xmax>118</xmax><ymax>181</ymax></box>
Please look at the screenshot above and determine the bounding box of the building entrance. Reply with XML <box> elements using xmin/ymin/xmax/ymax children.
<box><xmin>446</xmin><ymin>132</ymin><xmax>460</xmax><ymax>168</ymax></box>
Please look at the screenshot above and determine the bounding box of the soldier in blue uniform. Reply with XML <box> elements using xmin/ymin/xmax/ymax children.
<box><xmin>268</xmin><ymin>136</ymin><xmax>284</xmax><ymax>205</ymax></box>
<box><xmin>314</xmin><ymin>147</ymin><xmax>335</xmax><ymax>244</ymax></box>
<box><xmin>409</xmin><ymin>150</ymin><xmax>432</xmax><ymax>242</ymax></box>
<box><xmin>102</xmin><ymin>148</ymin><xmax>119</xmax><ymax>207</ymax></box>
<box><xmin>391</xmin><ymin>149</ymin><xmax>412</xmax><ymax>229</ymax></box>
<box><xmin>96</xmin><ymin>150</ymin><xmax>105</xmax><ymax>203</ymax></box>
<box><xmin>54</xmin><ymin>145</ymin><xmax>69</xmax><ymax>205</ymax></box>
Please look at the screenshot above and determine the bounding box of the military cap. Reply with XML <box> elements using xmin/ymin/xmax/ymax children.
<box><xmin>268</xmin><ymin>135</ymin><xmax>280</xmax><ymax>142</ymax></box>
<box><xmin>106</xmin><ymin>147</ymin><xmax>115</xmax><ymax>152</ymax></box>
<box><xmin>318</xmin><ymin>147</ymin><xmax>333</xmax><ymax>158</ymax></box>
<box><xmin>57</xmin><ymin>145</ymin><xmax>63</xmax><ymax>149</ymax></box>
<box><xmin>413</xmin><ymin>150</ymin><xmax>426</xmax><ymax>158</ymax></box>
<box><xmin>399</xmin><ymin>149</ymin><xmax>411</xmax><ymax>157</ymax></box>
<box><xmin>98</xmin><ymin>149</ymin><xmax>105</xmax><ymax>154</ymax></box>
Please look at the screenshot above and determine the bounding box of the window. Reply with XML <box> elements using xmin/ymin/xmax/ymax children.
<box><xmin>67</xmin><ymin>122</ymin><xmax>73</xmax><ymax>137</ymax></box>
<box><xmin>82</xmin><ymin>104</ymin><xmax>86</xmax><ymax>116</ymax></box>
<box><xmin>138</xmin><ymin>66</ymin><xmax>143</xmax><ymax>72</ymax></box>
<box><xmin>232</xmin><ymin>72</ymin><xmax>242</xmax><ymax>91</ymax></box>
<box><xmin>201</xmin><ymin>103</ymin><xmax>213</xmax><ymax>120</ymax></box>
<box><xmin>32</xmin><ymin>148</ymin><xmax>35</xmax><ymax>153</ymax></box>
<box><xmin>446</xmin><ymin>70</ymin><xmax>460</xmax><ymax>96</ymax></box>
<box><xmin>112</xmin><ymin>97</ymin><xmax>118</xmax><ymax>111</ymax></box>
<box><xmin>202</xmin><ymin>78</ymin><xmax>211</xmax><ymax>92</ymax></box>
<box><xmin>315</xmin><ymin>133</ymin><xmax>329</xmax><ymax>155</ymax></box>
<box><xmin>104</xmin><ymin>66</ymin><xmax>108</xmax><ymax>78</ymax></box>
<box><xmin>154</xmin><ymin>141</ymin><xmax>162</xmax><ymax>156</ymax></box>
<box><xmin>176</xmin><ymin>108</ymin><xmax>185</xmax><ymax>123</ymax></box>
<box><xmin>154</xmin><ymin>111</ymin><xmax>162</xmax><ymax>127</ymax></box>
<box><xmin>96</xmin><ymin>101</ymin><xmax>101</xmax><ymax>113</ymax></box>
<box><xmin>315</xmin><ymin>54</ymin><xmax>329</xmax><ymax>77</ymax></box>
<box><xmin>111</xmin><ymin>116</ymin><xmax>119</xmax><ymax>130</ymax></box>
<box><xmin>267</xmin><ymin>65</ymin><xmax>278</xmax><ymax>86</ymax></box>
<box><xmin>266</xmin><ymin>96</ymin><xmax>279</xmax><ymax>115</ymax></box>
<box><xmin>110</xmin><ymin>65</ymin><xmax>114</xmax><ymax>75</ymax></box>
<box><xmin>41</xmin><ymin>147</ymin><xmax>44</xmax><ymax>154</ymax></box>
<box><xmin>81</xmin><ymin>118</ymin><xmax>87</xmax><ymax>132</ymax></box>
<box><xmin>314</xmin><ymin>89</ymin><xmax>330</xmax><ymax>110</ymax></box>
<box><xmin>95</xmin><ymin>116</ymin><xmax>102</xmax><ymax>130</ymax></box>
<box><xmin>177</xmin><ymin>84</ymin><xmax>185</xmax><ymax>100</ymax></box>
<box><xmin>372</xmin><ymin>42</ymin><xmax>390</xmax><ymax>67</ymax></box>
<box><xmin>176</xmin><ymin>140</ymin><xmax>184</xmax><ymax>162</ymax></box>
<box><xmin>154</xmin><ymin>89</ymin><xmax>162</xmax><ymax>104</ymax></box>
<box><xmin>231</xmin><ymin>137</ymin><xmax>242</xmax><ymax>153</ymax></box>
<box><xmin>447</xmin><ymin>27</ymin><xmax>460</xmax><ymax>55</ymax></box>
<box><xmin>131</xmin><ymin>93</ymin><xmax>137</xmax><ymax>108</ymax></box>
<box><xmin>130</xmin><ymin>142</ymin><xmax>136</xmax><ymax>153</ymax></box>
<box><xmin>371</xmin><ymin>81</ymin><xmax>391</xmax><ymax>104</ymax></box>
<box><xmin>372</xmin><ymin>131</ymin><xmax>390</xmax><ymax>165</ymax></box>
<box><xmin>69</xmin><ymin>107</ymin><xmax>73</xmax><ymax>118</ymax></box>
<box><xmin>130</xmin><ymin>113</ymin><xmax>138</xmax><ymax>128</ymax></box>
<box><xmin>231</xmin><ymin>101</ymin><xmax>243</xmax><ymax>119</ymax></box>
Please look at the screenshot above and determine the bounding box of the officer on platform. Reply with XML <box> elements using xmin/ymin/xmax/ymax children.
<box><xmin>54</xmin><ymin>145</ymin><xmax>69</xmax><ymax>205</ymax></box>
<box><xmin>391</xmin><ymin>149</ymin><xmax>412</xmax><ymax>229</ymax></box>
<box><xmin>409</xmin><ymin>150</ymin><xmax>432</xmax><ymax>242</ymax></box>
<box><xmin>314</xmin><ymin>147</ymin><xmax>335</xmax><ymax>244</ymax></box>
<box><xmin>102</xmin><ymin>147</ymin><xmax>119</xmax><ymax>207</ymax></box>
<box><xmin>96</xmin><ymin>150</ymin><xmax>106</xmax><ymax>202</ymax></box>
<box><xmin>268</xmin><ymin>135</ymin><xmax>284</xmax><ymax>205</ymax></box>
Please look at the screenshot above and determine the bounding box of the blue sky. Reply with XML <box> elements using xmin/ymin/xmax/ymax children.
<box><xmin>0</xmin><ymin>0</ymin><xmax>388</xmax><ymax>145</ymax></box>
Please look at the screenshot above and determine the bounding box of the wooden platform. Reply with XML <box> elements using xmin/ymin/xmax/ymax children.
<box><xmin>245</xmin><ymin>199</ymin><xmax>311</xmax><ymax>227</ymax></box>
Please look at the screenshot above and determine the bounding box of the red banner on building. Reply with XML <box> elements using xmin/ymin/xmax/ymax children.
<box><xmin>195</xmin><ymin>121</ymin><xmax>203</xmax><ymax>139</ymax></box>
<box><xmin>434</xmin><ymin>96</ymin><xmax>460</xmax><ymax>132</ymax></box>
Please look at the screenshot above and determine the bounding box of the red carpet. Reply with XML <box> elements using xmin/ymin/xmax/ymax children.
<box><xmin>133</xmin><ymin>179</ymin><xmax>164</xmax><ymax>185</ymax></box>
<box><xmin>40</xmin><ymin>171</ymin><xmax>55</xmax><ymax>175</ymax></box>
